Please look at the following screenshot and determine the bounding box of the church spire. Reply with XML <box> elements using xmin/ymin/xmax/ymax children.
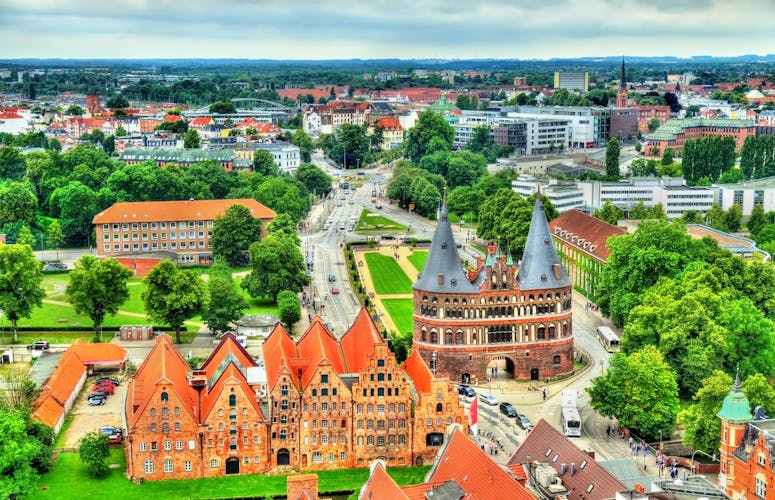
<box><xmin>620</xmin><ymin>56</ymin><xmax>626</xmax><ymax>90</ymax></box>
<box><xmin>517</xmin><ymin>195</ymin><xmax>570</xmax><ymax>290</ymax></box>
<box><xmin>616</xmin><ymin>56</ymin><xmax>629</xmax><ymax>108</ymax></box>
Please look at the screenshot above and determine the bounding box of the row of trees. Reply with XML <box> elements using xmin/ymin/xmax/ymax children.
<box><xmin>739</xmin><ymin>134</ymin><xmax>775</xmax><ymax>180</ymax></box>
<box><xmin>681</xmin><ymin>135</ymin><xmax>737</xmax><ymax>184</ymax></box>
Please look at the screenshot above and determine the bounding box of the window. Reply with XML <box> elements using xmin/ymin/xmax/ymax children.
<box><xmin>188</xmin><ymin>440</ymin><xmax>196</xmax><ymax>450</ymax></box>
<box><xmin>163</xmin><ymin>460</ymin><xmax>173</xmax><ymax>473</ymax></box>
<box><xmin>144</xmin><ymin>460</ymin><xmax>153</xmax><ymax>474</ymax></box>
<box><xmin>756</xmin><ymin>477</ymin><xmax>767</xmax><ymax>499</ymax></box>
<box><xmin>174</xmin><ymin>422</ymin><xmax>180</xmax><ymax>432</ymax></box>
<box><xmin>377</xmin><ymin>436</ymin><xmax>385</xmax><ymax>446</ymax></box>
<box><xmin>229</xmin><ymin>394</ymin><xmax>236</xmax><ymax>407</ymax></box>
<box><xmin>139</xmin><ymin>442</ymin><xmax>147</xmax><ymax>452</ymax></box>
<box><xmin>312</xmin><ymin>452</ymin><xmax>323</xmax><ymax>464</ymax></box>
<box><xmin>368</xmin><ymin>436</ymin><xmax>374</xmax><ymax>445</ymax></box>
<box><xmin>151</xmin><ymin>441</ymin><xmax>158</xmax><ymax>451</ymax></box>
<box><xmin>150</xmin><ymin>408</ymin><xmax>157</xmax><ymax>417</ymax></box>
<box><xmin>175</xmin><ymin>440</ymin><xmax>183</xmax><ymax>450</ymax></box>
<box><xmin>210</xmin><ymin>459</ymin><xmax>219</xmax><ymax>468</ymax></box>
<box><xmin>321</xmin><ymin>374</ymin><xmax>328</xmax><ymax>383</ymax></box>
<box><xmin>184</xmin><ymin>461</ymin><xmax>191</xmax><ymax>472</ymax></box>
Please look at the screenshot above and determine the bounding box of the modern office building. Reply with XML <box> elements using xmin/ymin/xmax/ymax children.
<box><xmin>554</xmin><ymin>71</ymin><xmax>590</xmax><ymax>92</ymax></box>
<box><xmin>716</xmin><ymin>176</ymin><xmax>775</xmax><ymax>216</ymax></box>
<box><xmin>511</xmin><ymin>177</ymin><xmax>584</xmax><ymax>213</ymax></box>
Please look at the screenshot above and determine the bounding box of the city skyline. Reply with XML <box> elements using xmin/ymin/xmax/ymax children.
<box><xmin>0</xmin><ymin>0</ymin><xmax>774</xmax><ymax>60</ymax></box>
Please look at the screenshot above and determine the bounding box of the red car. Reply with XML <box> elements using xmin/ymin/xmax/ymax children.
<box><xmin>93</xmin><ymin>383</ymin><xmax>115</xmax><ymax>395</ymax></box>
<box><xmin>108</xmin><ymin>435</ymin><xmax>123</xmax><ymax>445</ymax></box>
<box><xmin>331</xmin><ymin>287</ymin><xmax>340</xmax><ymax>295</ymax></box>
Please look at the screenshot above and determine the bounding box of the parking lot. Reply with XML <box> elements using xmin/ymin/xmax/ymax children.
<box><xmin>60</xmin><ymin>375</ymin><xmax>126</xmax><ymax>448</ymax></box>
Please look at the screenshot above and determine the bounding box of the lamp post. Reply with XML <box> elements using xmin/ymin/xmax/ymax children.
<box><xmin>690</xmin><ymin>449</ymin><xmax>717</xmax><ymax>475</ymax></box>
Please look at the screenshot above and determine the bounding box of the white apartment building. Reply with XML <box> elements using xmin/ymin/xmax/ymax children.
<box><xmin>254</xmin><ymin>142</ymin><xmax>300</xmax><ymax>173</ymax></box>
<box><xmin>716</xmin><ymin>177</ymin><xmax>775</xmax><ymax>216</ymax></box>
<box><xmin>511</xmin><ymin>176</ymin><xmax>584</xmax><ymax>213</ymax></box>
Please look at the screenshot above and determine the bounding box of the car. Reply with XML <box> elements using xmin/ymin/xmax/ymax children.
<box><xmin>499</xmin><ymin>402</ymin><xmax>518</xmax><ymax>417</ymax></box>
<box><xmin>371</xmin><ymin>197</ymin><xmax>377</xmax><ymax>203</ymax></box>
<box><xmin>43</xmin><ymin>262</ymin><xmax>67</xmax><ymax>271</ymax></box>
<box><xmin>26</xmin><ymin>340</ymin><xmax>50</xmax><ymax>350</ymax></box>
<box><xmin>331</xmin><ymin>287</ymin><xmax>340</xmax><ymax>295</ymax></box>
<box><xmin>375</xmin><ymin>204</ymin><xmax>382</xmax><ymax>209</ymax></box>
<box><xmin>96</xmin><ymin>377</ymin><xmax>120</xmax><ymax>386</ymax></box>
<box><xmin>328</xmin><ymin>274</ymin><xmax>336</xmax><ymax>282</ymax></box>
<box><xmin>517</xmin><ymin>413</ymin><xmax>533</xmax><ymax>431</ymax></box>
<box><xmin>100</xmin><ymin>425</ymin><xmax>123</xmax><ymax>437</ymax></box>
<box><xmin>338</xmin><ymin>224</ymin><xmax>346</xmax><ymax>231</ymax></box>
<box><xmin>348</xmin><ymin>199</ymin><xmax>355</xmax><ymax>204</ymax></box>
<box><xmin>108</xmin><ymin>435</ymin><xmax>123</xmax><ymax>445</ymax></box>
<box><xmin>93</xmin><ymin>383</ymin><xmax>114</xmax><ymax>395</ymax></box>
<box><xmin>88</xmin><ymin>394</ymin><xmax>106</xmax><ymax>406</ymax></box>
<box><xmin>457</xmin><ymin>385</ymin><xmax>476</xmax><ymax>398</ymax></box>
<box><xmin>336</xmin><ymin>202</ymin><xmax>343</xmax><ymax>207</ymax></box>
<box><xmin>479</xmin><ymin>392</ymin><xmax>499</xmax><ymax>406</ymax></box>
<box><xmin>90</xmin><ymin>390</ymin><xmax>107</xmax><ymax>399</ymax></box>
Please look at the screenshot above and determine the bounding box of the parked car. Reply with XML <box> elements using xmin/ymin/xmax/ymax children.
<box><xmin>371</xmin><ymin>197</ymin><xmax>377</xmax><ymax>203</ymax></box>
<box><xmin>26</xmin><ymin>340</ymin><xmax>50</xmax><ymax>350</ymax></box>
<box><xmin>88</xmin><ymin>394</ymin><xmax>106</xmax><ymax>406</ymax></box>
<box><xmin>99</xmin><ymin>425</ymin><xmax>123</xmax><ymax>437</ymax></box>
<box><xmin>517</xmin><ymin>413</ymin><xmax>533</xmax><ymax>431</ymax></box>
<box><xmin>108</xmin><ymin>434</ymin><xmax>123</xmax><ymax>445</ymax></box>
<box><xmin>375</xmin><ymin>204</ymin><xmax>382</xmax><ymax>209</ymax></box>
<box><xmin>328</xmin><ymin>274</ymin><xmax>336</xmax><ymax>282</ymax></box>
<box><xmin>43</xmin><ymin>262</ymin><xmax>67</xmax><ymax>271</ymax></box>
<box><xmin>457</xmin><ymin>385</ymin><xmax>476</xmax><ymax>398</ymax></box>
<box><xmin>96</xmin><ymin>377</ymin><xmax>120</xmax><ymax>386</ymax></box>
<box><xmin>331</xmin><ymin>287</ymin><xmax>341</xmax><ymax>295</ymax></box>
<box><xmin>93</xmin><ymin>383</ymin><xmax>114</xmax><ymax>395</ymax></box>
<box><xmin>499</xmin><ymin>402</ymin><xmax>518</xmax><ymax>417</ymax></box>
<box><xmin>479</xmin><ymin>392</ymin><xmax>499</xmax><ymax>406</ymax></box>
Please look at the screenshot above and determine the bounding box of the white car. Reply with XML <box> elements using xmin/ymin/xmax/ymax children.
<box><xmin>479</xmin><ymin>392</ymin><xmax>499</xmax><ymax>406</ymax></box>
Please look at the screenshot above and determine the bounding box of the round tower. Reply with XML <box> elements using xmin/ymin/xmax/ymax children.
<box><xmin>717</xmin><ymin>372</ymin><xmax>752</xmax><ymax>496</ymax></box>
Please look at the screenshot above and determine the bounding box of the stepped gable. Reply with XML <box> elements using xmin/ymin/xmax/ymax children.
<box><xmin>340</xmin><ymin>307</ymin><xmax>384</xmax><ymax>373</ymax></box>
<box><xmin>401</xmin><ymin>349</ymin><xmax>432</xmax><ymax>394</ymax></box>
<box><xmin>126</xmin><ymin>334</ymin><xmax>196</xmax><ymax>427</ymax></box>
<box><xmin>295</xmin><ymin>316</ymin><xmax>345</xmax><ymax>388</ymax></box>
<box><xmin>517</xmin><ymin>196</ymin><xmax>571</xmax><ymax>290</ymax></box>
<box><xmin>263</xmin><ymin>323</ymin><xmax>301</xmax><ymax>389</ymax></box>
<box><xmin>413</xmin><ymin>204</ymin><xmax>478</xmax><ymax>294</ymax></box>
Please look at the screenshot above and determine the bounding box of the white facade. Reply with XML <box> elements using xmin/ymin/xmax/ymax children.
<box><xmin>254</xmin><ymin>142</ymin><xmax>300</xmax><ymax>173</ymax></box>
<box><xmin>511</xmin><ymin>176</ymin><xmax>584</xmax><ymax>213</ymax></box>
<box><xmin>303</xmin><ymin>111</ymin><xmax>321</xmax><ymax>138</ymax></box>
<box><xmin>716</xmin><ymin>177</ymin><xmax>775</xmax><ymax>216</ymax></box>
<box><xmin>0</xmin><ymin>114</ymin><xmax>28</xmax><ymax>135</ymax></box>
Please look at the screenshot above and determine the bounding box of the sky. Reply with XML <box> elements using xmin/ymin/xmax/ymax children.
<box><xmin>0</xmin><ymin>0</ymin><xmax>774</xmax><ymax>60</ymax></box>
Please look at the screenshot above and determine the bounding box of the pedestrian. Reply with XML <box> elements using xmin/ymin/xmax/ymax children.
<box><xmin>606</xmin><ymin>425</ymin><xmax>611</xmax><ymax>438</ymax></box>
<box><xmin>628</xmin><ymin>436</ymin><xmax>634</xmax><ymax>448</ymax></box>
<box><xmin>542</xmin><ymin>388</ymin><xmax>547</xmax><ymax>400</ymax></box>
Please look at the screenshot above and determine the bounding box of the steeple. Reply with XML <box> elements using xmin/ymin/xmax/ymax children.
<box><xmin>620</xmin><ymin>56</ymin><xmax>626</xmax><ymax>90</ymax></box>
<box><xmin>616</xmin><ymin>57</ymin><xmax>629</xmax><ymax>108</ymax></box>
<box><xmin>517</xmin><ymin>195</ymin><xmax>570</xmax><ymax>290</ymax></box>
<box><xmin>413</xmin><ymin>203</ymin><xmax>478</xmax><ymax>294</ymax></box>
<box><xmin>717</xmin><ymin>369</ymin><xmax>752</xmax><ymax>423</ymax></box>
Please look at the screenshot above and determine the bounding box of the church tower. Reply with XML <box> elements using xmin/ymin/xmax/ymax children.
<box><xmin>717</xmin><ymin>371</ymin><xmax>752</xmax><ymax>496</ymax></box>
<box><xmin>616</xmin><ymin>57</ymin><xmax>629</xmax><ymax>108</ymax></box>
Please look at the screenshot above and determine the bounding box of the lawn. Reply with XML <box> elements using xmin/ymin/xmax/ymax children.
<box><xmin>363</xmin><ymin>253</ymin><xmax>413</xmax><ymax>294</ymax></box>
<box><xmin>381</xmin><ymin>298</ymin><xmax>415</xmax><ymax>337</ymax></box>
<box><xmin>32</xmin><ymin>449</ymin><xmax>429</xmax><ymax>499</ymax></box>
<box><xmin>356</xmin><ymin>210</ymin><xmax>408</xmax><ymax>233</ymax></box>
<box><xmin>407</xmin><ymin>250</ymin><xmax>428</xmax><ymax>272</ymax></box>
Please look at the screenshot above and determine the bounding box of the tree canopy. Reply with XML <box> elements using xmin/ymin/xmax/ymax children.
<box><xmin>403</xmin><ymin>110</ymin><xmax>454</xmax><ymax>164</ymax></box>
<box><xmin>241</xmin><ymin>234</ymin><xmax>309</xmax><ymax>301</ymax></box>
<box><xmin>202</xmin><ymin>257</ymin><xmax>247</xmax><ymax>335</ymax></box>
<box><xmin>211</xmin><ymin>204</ymin><xmax>263</xmax><ymax>266</ymax></box>
<box><xmin>0</xmin><ymin>409</ymin><xmax>45</xmax><ymax>498</ymax></box>
<box><xmin>0</xmin><ymin>242</ymin><xmax>46</xmax><ymax>342</ymax></box>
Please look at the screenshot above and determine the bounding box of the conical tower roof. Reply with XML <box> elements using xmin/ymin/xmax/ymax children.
<box><xmin>517</xmin><ymin>196</ymin><xmax>570</xmax><ymax>290</ymax></box>
<box><xmin>413</xmin><ymin>204</ymin><xmax>477</xmax><ymax>293</ymax></box>
<box><xmin>718</xmin><ymin>372</ymin><xmax>752</xmax><ymax>423</ymax></box>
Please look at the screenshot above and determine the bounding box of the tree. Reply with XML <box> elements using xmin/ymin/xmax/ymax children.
<box><xmin>15</xmin><ymin>224</ymin><xmax>35</xmax><ymax>248</ymax></box>
<box><xmin>465</xmin><ymin>126</ymin><xmax>498</xmax><ymax>162</ymax></box>
<box><xmin>0</xmin><ymin>243</ymin><xmax>45</xmax><ymax>342</ymax></box>
<box><xmin>0</xmin><ymin>365</ymin><xmax>38</xmax><ymax>412</ymax></box>
<box><xmin>605</xmin><ymin>138</ymin><xmax>621</xmax><ymax>178</ymax></box>
<box><xmin>647</xmin><ymin>117</ymin><xmax>661</xmax><ymax>133</ymax></box>
<box><xmin>143</xmin><ymin>260</ymin><xmax>209</xmax><ymax>344</ymax></box>
<box><xmin>209</xmin><ymin>101</ymin><xmax>237</xmax><ymax>114</ymax></box>
<box><xmin>254</xmin><ymin>177</ymin><xmax>308</xmax><ymax>222</ymax></box>
<box><xmin>447</xmin><ymin>150</ymin><xmax>487</xmax><ymax>189</ymax></box>
<box><xmin>404</xmin><ymin>110</ymin><xmax>455</xmax><ymax>164</ymax></box>
<box><xmin>65</xmin><ymin>256</ymin><xmax>133</xmax><ymax>341</ymax></box>
<box><xmin>0</xmin><ymin>146</ymin><xmax>26</xmax><ymax>181</ymax></box>
<box><xmin>333</xmin><ymin>124</ymin><xmax>369</xmax><ymax>168</ymax></box>
<box><xmin>587</xmin><ymin>346</ymin><xmax>679</xmax><ymax>440</ymax></box>
<box><xmin>202</xmin><ymin>257</ymin><xmax>247</xmax><ymax>335</ymax></box>
<box><xmin>592</xmin><ymin>200</ymin><xmax>623</xmax><ymax>225</ymax></box>
<box><xmin>241</xmin><ymin>235</ymin><xmax>309</xmax><ymax>301</ymax></box>
<box><xmin>747</xmin><ymin>203</ymin><xmax>767</xmax><ymax>237</ymax></box>
<box><xmin>65</xmin><ymin>105</ymin><xmax>84</xmax><ymax>116</ymax></box>
<box><xmin>676</xmin><ymin>370</ymin><xmax>730</xmax><ymax>454</ymax></box>
<box><xmin>267</xmin><ymin>212</ymin><xmax>301</xmax><ymax>245</ymax></box>
<box><xmin>54</xmin><ymin>181</ymin><xmax>98</xmax><ymax>246</ymax></box>
<box><xmin>252</xmin><ymin>149</ymin><xmax>279</xmax><ymax>177</ymax></box>
<box><xmin>291</xmin><ymin>129</ymin><xmax>314</xmax><ymax>163</ymax></box>
<box><xmin>725</xmin><ymin>203</ymin><xmax>743</xmax><ymax>232</ymax></box>
<box><xmin>78</xmin><ymin>431</ymin><xmax>110</xmax><ymax>477</ymax></box>
<box><xmin>183</xmin><ymin>129</ymin><xmax>200</xmax><ymax>149</ymax></box>
<box><xmin>295</xmin><ymin>163</ymin><xmax>331</xmax><ymax>196</ymax></box>
<box><xmin>0</xmin><ymin>409</ymin><xmax>42</xmax><ymax>498</ymax></box>
<box><xmin>277</xmin><ymin>290</ymin><xmax>301</xmax><ymax>330</ymax></box>
<box><xmin>105</xmin><ymin>95</ymin><xmax>129</xmax><ymax>109</ymax></box>
<box><xmin>114</xmin><ymin>125</ymin><xmax>127</xmax><ymax>137</ymax></box>
<box><xmin>210</xmin><ymin>204</ymin><xmax>263</xmax><ymax>266</ymax></box>
<box><xmin>661</xmin><ymin>146</ymin><xmax>674</xmax><ymax>165</ymax></box>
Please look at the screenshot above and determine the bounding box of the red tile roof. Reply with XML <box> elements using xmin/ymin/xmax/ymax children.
<box><xmin>32</xmin><ymin>391</ymin><xmax>65</xmax><ymax>429</ymax></box>
<box><xmin>42</xmin><ymin>350</ymin><xmax>87</xmax><ymax>406</ymax></box>
<box><xmin>163</xmin><ymin>114</ymin><xmax>183</xmax><ymax>122</ymax></box>
<box><xmin>296</xmin><ymin>317</ymin><xmax>345</xmax><ymax>388</ymax></box>
<box><xmin>507</xmin><ymin>419</ymin><xmax>627</xmax><ymax>500</ymax></box>
<box><xmin>401</xmin><ymin>349</ymin><xmax>432</xmax><ymax>394</ymax></box>
<box><xmin>0</xmin><ymin>112</ymin><xmax>23</xmax><ymax>119</ymax></box>
<box><xmin>263</xmin><ymin>323</ymin><xmax>300</xmax><ymax>389</ymax></box>
<box><xmin>340</xmin><ymin>308</ymin><xmax>383</xmax><ymax>373</ymax></box>
<box><xmin>93</xmin><ymin>198</ymin><xmax>275</xmax><ymax>225</ymax></box>
<box><xmin>428</xmin><ymin>427</ymin><xmax>533</xmax><ymax>499</ymax></box>
<box><xmin>360</xmin><ymin>461</ymin><xmax>410</xmax><ymax>500</ymax></box>
<box><xmin>69</xmin><ymin>339</ymin><xmax>127</xmax><ymax>365</ymax></box>
<box><xmin>201</xmin><ymin>331</ymin><xmax>256</xmax><ymax>379</ymax></box>
<box><xmin>376</xmin><ymin>117</ymin><xmax>402</xmax><ymax>131</ymax></box>
<box><xmin>189</xmin><ymin>116</ymin><xmax>213</xmax><ymax>126</ymax></box>
<box><xmin>549</xmin><ymin>209</ymin><xmax>626</xmax><ymax>261</ymax></box>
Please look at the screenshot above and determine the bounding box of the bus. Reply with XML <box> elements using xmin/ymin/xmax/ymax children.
<box><xmin>562</xmin><ymin>406</ymin><xmax>582</xmax><ymax>437</ymax></box>
<box><xmin>596</xmin><ymin>326</ymin><xmax>620</xmax><ymax>352</ymax></box>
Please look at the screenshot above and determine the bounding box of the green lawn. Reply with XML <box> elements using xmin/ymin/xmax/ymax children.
<box><xmin>407</xmin><ymin>250</ymin><xmax>428</xmax><ymax>272</ymax></box>
<box><xmin>381</xmin><ymin>298</ymin><xmax>415</xmax><ymax>337</ymax></box>
<box><xmin>364</xmin><ymin>253</ymin><xmax>413</xmax><ymax>294</ymax></box>
<box><xmin>32</xmin><ymin>449</ymin><xmax>429</xmax><ymax>499</ymax></box>
<box><xmin>356</xmin><ymin>210</ymin><xmax>408</xmax><ymax>233</ymax></box>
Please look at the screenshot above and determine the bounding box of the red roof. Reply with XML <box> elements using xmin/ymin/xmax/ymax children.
<box><xmin>427</xmin><ymin>427</ymin><xmax>533</xmax><ymax>499</ymax></box>
<box><xmin>32</xmin><ymin>391</ymin><xmax>65</xmax><ymax>429</ymax></box>
<box><xmin>397</xmin><ymin>87</ymin><xmax>443</xmax><ymax>102</ymax></box>
<box><xmin>296</xmin><ymin>317</ymin><xmax>345</xmax><ymax>388</ymax></box>
<box><xmin>93</xmin><ymin>199</ymin><xmax>275</xmax><ymax>225</ymax></box>
<box><xmin>0</xmin><ymin>112</ymin><xmax>23</xmax><ymax>119</ymax></box>
<box><xmin>277</xmin><ymin>88</ymin><xmax>333</xmax><ymax>101</ymax></box>
<box><xmin>340</xmin><ymin>308</ymin><xmax>383</xmax><ymax>373</ymax></box>
<box><xmin>376</xmin><ymin>117</ymin><xmax>402</xmax><ymax>131</ymax></box>
<box><xmin>401</xmin><ymin>349</ymin><xmax>432</xmax><ymax>394</ymax></box>
<box><xmin>360</xmin><ymin>462</ymin><xmax>410</xmax><ymax>499</ymax></box>
<box><xmin>163</xmin><ymin>114</ymin><xmax>183</xmax><ymax>122</ymax></box>
<box><xmin>189</xmin><ymin>116</ymin><xmax>213</xmax><ymax>126</ymax></box>
<box><xmin>200</xmin><ymin>363</ymin><xmax>265</xmax><ymax>421</ymax></box>
<box><xmin>42</xmin><ymin>350</ymin><xmax>87</xmax><ymax>406</ymax></box>
<box><xmin>548</xmin><ymin>210</ymin><xmax>626</xmax><ymax>261</ymax></box>
<box><xmin>69</xmin><ymin>339</ymin><xmax>127</xmax><ymax>365</ymax></box>
<box><xmin>263</xmin><ymin>323</ymin><xmax>300</xmax><ymax>389</ymax></box>
<box><xmin>508</xmin><ymin>419</ymin><xmax>627</xmax><ymax>500</ymax></box>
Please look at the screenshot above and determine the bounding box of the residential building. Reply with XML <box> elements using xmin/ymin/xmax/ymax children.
<box><xmin>92</xmin><ymin>198</ymin><xmax>275</xmax><ymax>263</ymax></box>
<box><xmin>374</xmin><ymin>116</ymin><xmax>403</xmax><ymax>150</ymax></box>
<box><xmin>0</xmin><ymin>109</ymin><xmax>28</xmax><ymax>134</ymax></box>
<box><xmin>554</xmin><ymin>71</ymin><xmax>590</xmax><ymax>92</ymax></box>
<box><xmin>120</xmin><ymin>148</ymin><xmax>237</xmax><ymax>170</ymax></box>
<box><xmin>412</xmin><ymin>200</ymin><xmax>574</xmax><ymax>384</ymax></box>
<box><xmin>254</xmin><ymin>142</ymin><xmax>300</xmax><ymax>173</ymax></box>
<box><xmin>549</xmin><ymin>210</ymin><xmax>626</xmax><ymax>298</ymax></box>
<box><xmin>645</xmin><ymin>118</ymin><xmax>756</xmax><ymax>157</ymax></box>
<box><xmin>716</xmin><ymin>176</ymin><xmax>775</xmax><ymax>216</ymax></box>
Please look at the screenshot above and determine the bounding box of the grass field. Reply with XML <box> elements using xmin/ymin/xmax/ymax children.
<box><xmin>356</xmin><ymin>210</ymin><xmax>408</xmax><ymax>233</ymax></box>
<box><xmin>407</xmin><ymin>251</ymin><xmax>428</xmax><ymax>272</ymax></box>
<box><xmin>363</xmin><ymin>253</ymin><xmax>413</xmax><ymax>294</ymax></box>
<box><xmin>381</xmin><ymin>298</ymin><xmax>414</xmax><ymax>337</ymax></box>
<box><xmin>31</xmin><ymin>449</ymin><xmax>429</xmax><ymax>500</ymax></box>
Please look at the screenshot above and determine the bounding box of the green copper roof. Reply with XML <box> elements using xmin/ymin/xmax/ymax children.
<box><xmin>717</xmin><ymin>373</ymin><xmax>752</xmax><ymax>423</ymax></box>
<box><xmin>485</xmin><ymin>252</ymin><xmax>494</xmax><ymax>267</ymax></box>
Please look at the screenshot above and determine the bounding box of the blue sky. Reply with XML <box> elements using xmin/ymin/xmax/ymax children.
<box><xmin>0</xmin><ymin>0</ymin><xmax>773</xmax><ymax>60</ymax></box>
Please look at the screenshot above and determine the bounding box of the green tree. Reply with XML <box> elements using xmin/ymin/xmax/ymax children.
<box><xmin>725</xmin><ymin>203</ymin><xmax>743</xmax><ymax>232</ymax></box>
<box><xmin>209</xmin><ymin>101</ymin><xmax>237</xmax><ymax>114</ymax></box>
<box><xmin>65</xmin><ymin>256</ymin><xmax>133</xmax><ymax>341</ymax></box>
<box><xmin>202</xmin><ymin>257</ymin><xmax>247</xmax><ymax>335</ymax></box>
<box><xmin>477</xmin><ymin>190</ymin><xmax>557</xmax><ymax>259</ymax></box>
<box><xmin>447</xmin><ymin>150</ymin><xmax>487</xmax><ymax>189</ymax></box>
<box><xmin>661</xmin><ymin>146</ymin><xmax>674</xmax><ymax>165</ymax></box>
<box><xmin>15</xmin><ymin>224</ymin><xmax>35</xmax><ymax>248</ymax></box>
<box><xmin>370</xmin><ymin>124</ymin><xmax>384</xmax><ymax>151</ymax></box>
<box><xmin>54</xmin><ymin>181</ymin><xmax>98</xmax><ymax>246</ymax></box>
<box><xmin>277</xmin><ymin>290</ymin><xmax>301</xmax><ymax>330</ymax></box>
<box><xmin>105</xmin><ymin>95</ymin><xmax>129</xmax><ymax>109</ymax></box>
<box><xmin>254</xmin><ymin>177</ymin><xmax>308</xmax><ymax>222</ymax></box>
<box><xmin>605</xmin><ymin>138</ymin><xmax>621</xmax><ymax>179</ymax></box>
<box><xmin>404</xmin><ymin>110</ymin><xmax>455</xmax><ymax>164</ymax></box>
<box><xmin>647</xmin><ymin>117</ymin><xmax>661</xmax><ymax>132</ymax></box>
<box><xmin>183</xmin><ymin>129</ymin><xmax>201</xmax><ymax>149</ymax></box>
<box><xmin>747</xmin><ymin>203</ymin><xmax>767</xmax><ymax>237</ymax></box>
<box><xmin>241</xmin><ymin>235</ymin><xmax>309</xmax><ymax>301</ymax></box>
<box><xmin>333</xmin><ymin>124</ymin><xmax>370</xmax><ymax>168</ymax></box>
<box><xmin>65</xmin><ymin>105</ymin><xmax>84</xmax><ymax>115</ymax></box>
<box><xmin>676</xmin><ymin>370</ymin><xmax>731</xmax><ymax>454</ymax></box>
<box><xmin>78</xmin><ymin>431</ymin><xmax>110</xmax><ymax>477</ymax></box>
<box><xmin>295</xmin><ymin>163</ymin><xmax>331</xmax><ymax>196</ymax></box>
<box><xmin>0</xmin><ymin>409</ymin><xmax>42</xmax><ymax>498</ymax></box>
<box><xmin>592</xmin><ymin>200</ymin><xmax>623</xmax><ymax>225</ymax></box>
<box><xmin>211</xmin><ymin>204</ymin><xmax>263</xmax><ymax>266</ymax></box>
<box><xmin>0</xmin><ymin>243</ymin><xmax>45</xmax><ymax>342</ymax></box>
<box><xmin>291</xmin><ymin>129</ymin><xmax>314</xmax><ymax>163</ymax></box>
<box><xmin>114</xmin><ymin>125</ymin><xmax>127</xmax><ymax>137</ymax></box>
<box><xmin>143</xmin><ymin>260</ymin><xmax>209</xmax><ymax>344</ymax></box>
<box><xmin>465</xmin><ymin>126</ymin><xmax>498</xmax><ymax>162</ymax></box>
<box><xmin>587</xmin><ymin>346</ymin><xmax>679</xmax><ymax>440</ymax></box>
<box><xmin>0</xmin><ymin>146</ymin><xmax>26</xmax><ymax>181</ymax></box>
<box><xmin>447</xmin><ymin>186</ymin><xmax>485</xmax><ymax>220</ymax></box>
<box><xmin>267</xmin><ymin>212</ymin><xmax>301</xmax><ymax>245</ymax></box>
<box><xmin>252</xmin><ymin>149</ymin><xmax>279</xmax><ymax>177</ymax></box>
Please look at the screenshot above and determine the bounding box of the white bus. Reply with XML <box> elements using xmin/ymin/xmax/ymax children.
<box><xmin>562</xmin><ymin>406</ymin><xmax>582</xmax><ymax>437</ymax></box>
<box><xmin>596</xmin><ymin>326</ymin><xmax>620</xmax><ymax>353</ymax></box>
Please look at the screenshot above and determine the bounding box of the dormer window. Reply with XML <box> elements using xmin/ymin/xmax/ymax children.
<box><xmin>450</xmin><ymin>278</ymin><xmax>457</xmax><ymax>286</ymax></box>
<box><xmin>437</xmin><ymin>274</ymin><xmax>444</xmax><ymax>286</ymax></box>
<box><xmin>441</xmin><ymin>241</ymin><xmax>448</xmax><ymax>250</ymax></box>
<box><xmin>541</xmin><ymin>274</ymin><xmax>547</xmax><ymax>282</ymax></box>
<box><xmin>544</xmin><ymin>237</ymin><xmax>550</xmax><ymax>246</ymax></box>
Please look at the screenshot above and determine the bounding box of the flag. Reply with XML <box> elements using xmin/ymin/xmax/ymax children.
<box><xmin>470</xmin><ymin>394</ymin><xmax>478</xmax><ymax>437</ymax></box>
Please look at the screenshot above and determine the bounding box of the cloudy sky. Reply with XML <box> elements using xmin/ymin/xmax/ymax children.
<box><xmin>0</xmin><ymin>0</ymin><xmax>773</xmax><ymax>60</ymax></box>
